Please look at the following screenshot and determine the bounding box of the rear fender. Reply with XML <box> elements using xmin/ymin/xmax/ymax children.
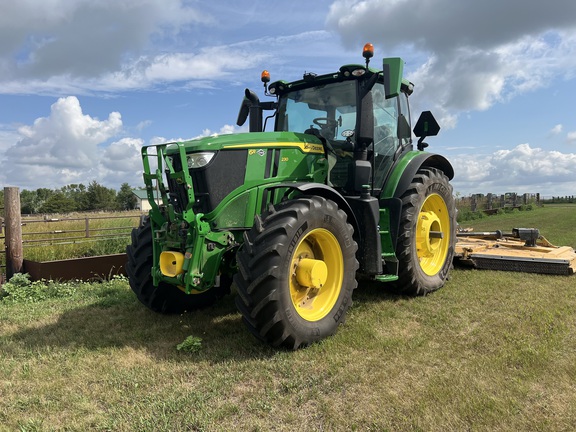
<box><xmin>269</xmin><ymin>182</ymin><xmax>359</xmax><ymax>232</ymax></box>
<box><xmin>379</xmin><ymin>152</ymin><xmax>454</xmax><ymax>256</ymax></box>
<box><xmin>382</xmin><ymin>152</ymin><xmax>454</xmax><ymax>200</ymax></box>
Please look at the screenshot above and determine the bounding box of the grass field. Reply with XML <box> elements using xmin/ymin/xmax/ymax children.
<box><xmin>1</xmin><ymin>205</ymin><xmax>575</xmax><ymax>431</ymax></box>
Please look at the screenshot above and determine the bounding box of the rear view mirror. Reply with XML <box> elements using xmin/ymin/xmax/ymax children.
<box><xmin>413</xmin><ymin>111</ymin><xmax>440</xmax><ymax>151</ymax></box>
<box><xmin>413</xmin><ymin>111</ymin><xmax>440</xmax><ymax>138</ymax></box>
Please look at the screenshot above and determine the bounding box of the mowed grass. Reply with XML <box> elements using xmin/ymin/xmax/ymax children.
<box><xmin>1</xmin><ymin>205</ymin><xmax>575</xmax><ymax>431</ymax></box>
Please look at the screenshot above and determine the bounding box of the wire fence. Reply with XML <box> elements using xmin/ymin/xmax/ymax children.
<box><xmin>19</xmin><ymin>214</ymin><xmax>140</xmax><ymax>247</ymax></box>
<box><xmin>1</xmin><ymin>212</ymin><xmax>142</xmax><ymax>282</ymax></box>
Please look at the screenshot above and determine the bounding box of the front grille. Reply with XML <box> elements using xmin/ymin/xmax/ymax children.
<box><xmin>166</xmin><ymin>150</ymin><xmax>248</xmax><ymax>214</ymax></box>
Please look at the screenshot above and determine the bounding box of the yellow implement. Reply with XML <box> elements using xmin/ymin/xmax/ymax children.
<box><xmin>455</xmin><ymin>228</ymin><xmax>576</xmax><ymax>275</ymax></box>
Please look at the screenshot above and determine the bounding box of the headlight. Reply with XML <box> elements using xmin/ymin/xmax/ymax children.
<box><xmin>186</xmin><ymin>152</ymin><xmax>215</xmax><ymax>169</ymax></box>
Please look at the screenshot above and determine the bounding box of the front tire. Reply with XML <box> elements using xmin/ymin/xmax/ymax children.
<box><xmin>234</xmin><ymin>196</ymin><xmax>358</xmax><ymax>349</ymax></box>
<box><xmin>126</xmin><ymin>219</ymin><xmax>230</xmax><ymax>314</ymax></box>
<box><xmin>394</xmin><ymin>168</ymin><xmax>456</xmax><ymax>295</ymax></box>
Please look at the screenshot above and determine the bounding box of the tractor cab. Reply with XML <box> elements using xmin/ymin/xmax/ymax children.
<box><xmin>238</xmin><ymin>43</ymin><xmax>437</xmax><ymax>196</ymax></box>
<box><xmin>272</xmin><ymin>70</ymin><xmax>411</xmax><ymax>194</ymax></box>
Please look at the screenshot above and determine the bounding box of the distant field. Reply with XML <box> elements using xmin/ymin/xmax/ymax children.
<box><xmin>1</xmin><ymin>204</ymin><xmax>575</xmax><ymax>430</ymax></box>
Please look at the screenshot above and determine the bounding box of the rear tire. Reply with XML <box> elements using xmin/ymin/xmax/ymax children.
<box><xmin>234</xmin><ymin>196</ymin><xmax>358</xmax><ymax>349</ymax></box>
<box><xmin>126</xmin><ymin>219</ymin><xmax>230</xmax><ymax>314</ymax></box>
<box><xmin>394</xmin><ymin>167</ymin><xmax>456</xmax><ymax>295</ymax></box>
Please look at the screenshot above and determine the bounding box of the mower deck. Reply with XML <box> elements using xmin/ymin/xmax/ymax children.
<box><xmin>454</xmin><ymin>231</ymin><xmax>576</xmax><ymax>276</ymax></box>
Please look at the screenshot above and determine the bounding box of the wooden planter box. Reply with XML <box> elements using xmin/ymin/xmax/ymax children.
<box><xmin>23</xmin><ymin>253</ymin><xmax>127</xmax><ymax>281</ymax></box>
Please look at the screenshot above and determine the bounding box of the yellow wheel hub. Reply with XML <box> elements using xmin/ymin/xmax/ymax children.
<box><xmin>295</xmin><ymin>258</ymin><xmax>328</xmax><ymax>289</ymax></box>
<box><xmin>416</xmin><ymin>193</ymin><xmax>451</xmax><ymax>276</ymax></box>
<box><xmin>290</xmin><ymin>228</ymin><xmax>344</xmax><ymax>322</ymax></box>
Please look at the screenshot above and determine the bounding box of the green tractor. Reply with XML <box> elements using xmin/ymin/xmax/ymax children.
<box><xmin>126</xmin><ymin>44</ymin><xmax>456</xmax><ymax>349</ymax></box>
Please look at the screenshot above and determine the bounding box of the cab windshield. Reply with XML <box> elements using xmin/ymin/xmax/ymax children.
<box><xmin>275</xmin><ymin>81</ymin><xmax>357</xmax><ymax>141</ymax></box>
<box><xmin>275</xmin><ymin>79</ymin><xmax>405</xmax><ymax>191</ymax></box>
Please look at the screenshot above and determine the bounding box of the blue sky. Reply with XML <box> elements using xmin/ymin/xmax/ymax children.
<box><xmin>1</xmin><ymin>0</ymin><xmax>576</xmax><ymax>197</ymax></box>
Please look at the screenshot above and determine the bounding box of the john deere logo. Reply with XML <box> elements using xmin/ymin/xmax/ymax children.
<box><xmin>303</xmin><ymin>143</ymin><xmax>323</xmax><ymax>153</ymax></box>
<box><xmin>248</xmin><ymin>149</ymin><xmax>265</xmax><ymax>156</ymax></box>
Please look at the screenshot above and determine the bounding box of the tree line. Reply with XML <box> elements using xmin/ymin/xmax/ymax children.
<box><xmin>0</xmin><ymin>181</ymin><xmax>138</xmax><ymax>214</ymax></box>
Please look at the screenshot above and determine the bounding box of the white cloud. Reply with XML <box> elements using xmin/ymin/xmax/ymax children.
<box><xmin>149</xmin><ymin>136</ymin><xmax>169</xmax><ymax>146</ymax></box>
<box><xmin>0</xmin><ymin>29</ymin><xmax>341</xmax><ymax>96</ymax></box>
<box><xmin>135</xmin><ymin>120</ymin><xmax>152</xmax><ymax>132</ymax></box>
<box><xmin>327</xmin><ymin>0</ymin><xmax>576</xmax><ymax>53</ymax></box>
<box><xmin>550</xmin><ymin>124</ymin><xmax>563</xmax><ymax>135</ymax></box>
<box><xmin>103</xmin><ymin>138</ymin><xmax>143</xmax><ymax>172</ymax></box>
<box><xmin>0</xmin><ymin>97</ymin><xmax>125</xmax><ymax>188</ymax></box>
<box><xmin>0</xmin><ymin>93</ymin><xmax>253</xmax><ymax>190</ymax></box>
<box><xmin>451</xmin><ymin>143</ymin><xmax>576</xmax><ymax>195</ymax></box>
<box><xmin>327</xmin><ymin>0</ymin><xmax>576</xmax><ymax>123</ymax></box>
<box><xmin>0</xmin><ymin>1</ymin><xmax>320</xmax><ymax>96</ymax></box>
<box><xmin>144</xmin><ymin>124</ymin><xmax>245</xmax><ymax>146</ymax></box>
<box><xmin>0</xmin><ymin>0</ymin><xmax>208</xmax><ymax>80</ymax></box>
<box><xmin>567</xmin><ymin>131</ymin><xmax>576</xmax><ymax>143</ymax></box>
<box><xmin>96</xmin><ymin>47</ymin><xmax>270</xmax><ymax>92</ymax></box>
<box><xmin>194</xmin><ymin>124</ymin><xmax>246</xmax><ymax>139</ymax></box>
<box><xmin>12</xmin><ymin>96</ymin><xmax>121</xmax><ymax>168</ymax></box>
<box><xmin>0</xmin><ymin>0</ymin><xmax>353</xmax><ymax>97</ymax></box>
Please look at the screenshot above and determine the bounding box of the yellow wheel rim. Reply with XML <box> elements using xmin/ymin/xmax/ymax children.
<box><xmin>290</xmin><ymin>228</ymin><xmax>344</xmax><ymax>322</ymax></box>
<box><xmin>416</xmin><ymin>193</ymin><xmax>451</xmax><ymax>276</ymax></box>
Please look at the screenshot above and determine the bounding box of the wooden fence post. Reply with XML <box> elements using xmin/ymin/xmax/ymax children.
<box><xmin>5</xmin><ymin>187</ymin><xmax>23</xmax><ymax>279</ymax></box>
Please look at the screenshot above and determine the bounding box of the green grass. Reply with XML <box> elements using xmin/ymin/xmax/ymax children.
<box><xmin>1</xmin><ymin>205</ymin><xmax>575</xmax><ymax>431</ymax></box>
<box><xmin>458</xmin><ymin>203</ymin><xmax>576</xmax><ymax>248</ymax></box>
<box><xmin>1</xmin><ymin>273</ymin><xmax>575</xmax><ymax>431</ymax></box>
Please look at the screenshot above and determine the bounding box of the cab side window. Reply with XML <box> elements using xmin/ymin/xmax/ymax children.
<box><xmin>398</xmin><ymin>92</ymin><xmax>411</xmax><ymax>146</ymax></box>
<box><xmin>372</xmin><ymin>83</ymin><xmax>400</xmax><ymax>189</ymax></box>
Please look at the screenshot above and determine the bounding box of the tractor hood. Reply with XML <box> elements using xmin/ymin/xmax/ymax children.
<box><xmin>168</xmin><ymin>131</ymin><xmax>325</xmax><ymax>155</ymax></box>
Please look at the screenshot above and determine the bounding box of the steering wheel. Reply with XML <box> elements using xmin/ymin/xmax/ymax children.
<box><xmin>313</xmin><ymin>117</ymin><xmax>338</xmax><ymax>128</ymax></box>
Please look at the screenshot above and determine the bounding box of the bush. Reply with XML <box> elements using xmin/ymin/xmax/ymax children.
<box><xmin>1</xmin><ymin>273</ymin><xmax>78</xmax><ymax>304</ymax></box>
<box><xmin>176</xmin><ymin>336</ymin><xmax>203</xmax><ymax>353</ymax></box>
<box><xmin>457</xmin><ymin>209</ymin><xmax>485</xmax><ymax>223</ymax></box>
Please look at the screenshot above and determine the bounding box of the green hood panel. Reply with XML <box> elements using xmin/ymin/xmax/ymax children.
<box><xmin>173</xmin><ymin>131</ymin><xmax>324</xmax><ymax>153</ymax></box>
